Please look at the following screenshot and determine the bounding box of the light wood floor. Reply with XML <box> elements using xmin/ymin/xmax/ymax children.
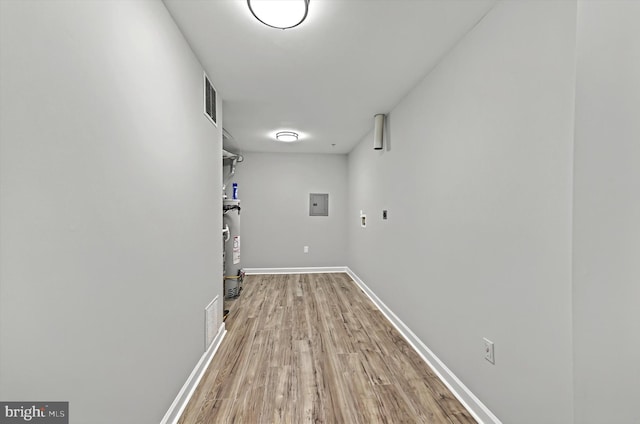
<box><xmin>178</xmin><ymin>273</ymin><xmax>476</xmax><ymax>424</ymax></box>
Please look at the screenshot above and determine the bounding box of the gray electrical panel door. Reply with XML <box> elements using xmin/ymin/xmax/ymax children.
<box><xmin>309</xmin><ymin>193</ymin><xmax>329</xmax><ymax>216</ymax></box>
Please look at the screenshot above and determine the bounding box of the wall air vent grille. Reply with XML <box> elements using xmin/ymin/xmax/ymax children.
<box><xmin>203</xmin><ymin>72</ymin><xmax>217</xmax><ymax>126</ymax></box>
<box><xmin>205</xmin><ymin>295</ymin><xmax>220</xmax><ymax>350</ymax></box>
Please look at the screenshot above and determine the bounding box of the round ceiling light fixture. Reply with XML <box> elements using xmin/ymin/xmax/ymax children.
<box><xmin>247</xmin><ymin>0</ymin><xmax>310</xmax><ymax>30</ymax></box>
<box><xmin>275</xmin><ymin>131</ymin><xmax>299</xmax><ymax>142</ymax></box>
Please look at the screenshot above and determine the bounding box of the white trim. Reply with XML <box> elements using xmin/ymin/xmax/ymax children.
<box><xmin>160</xmin><ymin>323</ymin><xmax>227</xmax><ymax>424</ymax></box>
<box><xmin>345</xmin><ymin>268</ymin><xmax>502</xmax><ymax>424</ymax></box>
<box><xmin>243</xmin><ymin>266</ymin><xmax>348</xmax><ymax>275</ymax></box>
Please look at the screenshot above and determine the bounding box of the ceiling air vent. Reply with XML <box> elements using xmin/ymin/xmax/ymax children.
<box><xmin>203</xmin><ymin>72</ymin><xmax>217</xmax><ymax>126</ymax></box>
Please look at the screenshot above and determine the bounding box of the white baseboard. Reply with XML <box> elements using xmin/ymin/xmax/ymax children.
<box><xmin>243</xmin><ymin>266</ymin><xmax>348</xmax><ymax>275</ymax></box>
<box><xmin>345</xmin><ymin>268</ymin><xmax>502</xmax><ymax>424</ymax></box>
<box><xmin>160</xmin><ymin>323</ymin><xmax>227</xmax><ymax>424</ymax></box>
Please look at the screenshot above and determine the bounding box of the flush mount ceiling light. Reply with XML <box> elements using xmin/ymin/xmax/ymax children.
<box><xmin>275</xmin><ymin>131</ymin><xmax>299</xmax><ymax>142</ymax></box>
<box><xmin>247</xmin><ymin>0</ymin><xmax>310</xmax><ymax>30</ymax></box>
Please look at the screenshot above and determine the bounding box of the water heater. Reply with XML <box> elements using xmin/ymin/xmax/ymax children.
<box><xmin>223</xmin><ymin>199</ymin><xmax>242</xmax><ymax>298</ymax></box>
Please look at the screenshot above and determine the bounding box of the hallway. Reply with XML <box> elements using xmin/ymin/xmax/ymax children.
<box><xmin>2</xmin><ymin>1</ymin><xmax>639</xmax><ymax>422</ymax></box>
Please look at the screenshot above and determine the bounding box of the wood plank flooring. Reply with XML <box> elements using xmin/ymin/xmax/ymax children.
<box><xmin>178</xmin><ymin>273</ymin><xmax>476</xmax><ymax>424</ymax></box>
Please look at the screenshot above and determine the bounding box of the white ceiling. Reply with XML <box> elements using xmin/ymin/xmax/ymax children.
<box><xmin>163</xmin><ymin>0</ymin><xmax>496</xmax><ymax>154</ymax></box>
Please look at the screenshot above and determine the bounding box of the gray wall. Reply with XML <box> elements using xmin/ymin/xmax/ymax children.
<box><xmin>573</xmin><ymin>1</ymin><xmax>640</xmax><ymax>423</ymax></box>
<box><xmin>0</xmin><ymin>1</ymin><xmax>222</xmax><ymax>423</ymax></box>
<box><xmin>348</xmin><ymin>2</ymin><xmax>576</xmax><ymax>423</ymax></box>
<box><xmin>229</xmin><ymin>152</ymin><xmax>348</xmax><ymax>268</ymax></box>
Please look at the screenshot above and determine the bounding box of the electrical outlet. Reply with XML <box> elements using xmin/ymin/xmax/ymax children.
<box><xmin>382</xmin><ymin>210</ymin><xmax>388</xmax><ymax>220</ymax></box>
<box><xmin>483</xmin><ymin>338</ymin><xmax>495</xmax><ymax>364</ymax></box>
<box><xmin>303</xmin><ymin>246</ymin><xmax>309</xmax><ymax>253</ymax></box>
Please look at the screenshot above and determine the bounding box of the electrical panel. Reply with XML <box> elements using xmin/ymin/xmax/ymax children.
<box><xmin>309</xmin><ymin>193</ymin><xmax>329</xmax><ymax>216</ymax></box>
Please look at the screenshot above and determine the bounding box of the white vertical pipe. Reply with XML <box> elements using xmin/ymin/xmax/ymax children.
<box><xmin>374</xmin><ymin>114</ymin><xmax>385</xmax><ymax>150</ymax></box>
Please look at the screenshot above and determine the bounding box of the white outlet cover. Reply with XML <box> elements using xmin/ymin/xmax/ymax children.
<box><xmin>483</xmin><ymin>337</ymin><xmax>495</xmax><ymax>364</ymax></box>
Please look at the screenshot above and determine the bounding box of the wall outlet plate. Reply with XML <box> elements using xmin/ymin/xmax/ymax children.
<box><xmin>382</xmin><ymin>210</ymin><xmax>388</xmax><ymax>220</ymax></box>
<box><xmin>483</xmin><ymin>337</ymin><xmax>495</xmax><ymax>364</ymax></box>
<box><xmin>303</xmin><ymin>246</ymin><xmax>309</xmax><ymax>253</ymax></box>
